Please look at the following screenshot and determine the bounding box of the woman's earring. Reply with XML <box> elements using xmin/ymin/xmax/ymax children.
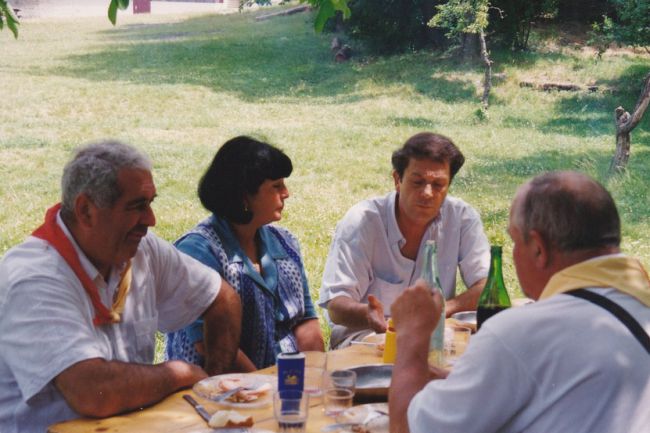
<box><xmin>244</xmin><ymin>203</ymin><xmax>249</xmax><ymax>212</ymax></box>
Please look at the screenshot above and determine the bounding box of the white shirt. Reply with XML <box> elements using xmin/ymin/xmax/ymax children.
<box><xmin>0</xmin><ymin>214</ymin><xmax>221</xmax><ymax>433</ymax></box>
<box><xmin>408</xmin><ymin>288</ymin><xmax>650</xmax><ymax>433</ymax></box>
<box><xmin>319</xmin><ymin>192</ymin><xmax>489</xmax><ymax>347</ymax></box>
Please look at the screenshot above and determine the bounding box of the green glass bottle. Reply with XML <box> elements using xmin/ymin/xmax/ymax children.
<box><xmin>476</xmin><ymin>245</ymin><xmax>511</xmax><ymax>330</ymax></box>
<box><xmin>421</xmin><ymin>240</ymin><xmax>446</xmax><ymax>367</ymax></box>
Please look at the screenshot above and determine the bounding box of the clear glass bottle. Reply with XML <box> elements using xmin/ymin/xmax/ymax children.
<box><xmin>476</xmin><ymin>245</ymin><xmax>511</xmax><ymax>330</ymax></box>
<box><xmin>421</xmin><ymin>240</ymin><xmax>446</xmax><ymax>367</ymax></box>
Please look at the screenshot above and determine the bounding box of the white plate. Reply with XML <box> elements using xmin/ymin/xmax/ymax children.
<box><xmin>361</xmin><ymin>333</ymin><xmax>386</xmax><ymax>345</ymax></box>
<box><xmin>193</xmin><ymin>373</ymin><xmax>276</xmax><ymax>408</ymax></box>
<box><xmin>187</xmin><ymin>429</ymin><xmax>275</xmax><ymax>433</ymax></box>
<box><xmin>336</xmin><ymin>403</ymin><xmax>389</xmax><ymax>433</ymax></box>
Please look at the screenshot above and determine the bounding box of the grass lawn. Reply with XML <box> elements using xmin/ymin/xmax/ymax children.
<box><xmin>1</xmin><ymin>6</ymin><xmax>649</xmax><ymax>344</ymax></box>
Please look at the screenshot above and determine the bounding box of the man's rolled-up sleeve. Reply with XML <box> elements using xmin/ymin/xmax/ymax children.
<box><xmin>0</xmin><ymin>277</ymin><xmax>106</xmax><ymax>403</ymax></box>
<box><xmin>318</xmin><ymin>218</ymin><xmax>373</xmax><ymax>308</ymax></box>
<box><xmin>149</xmin><ymin>235</ymin><xmax>221</xmax><ymax>333</ymax></box>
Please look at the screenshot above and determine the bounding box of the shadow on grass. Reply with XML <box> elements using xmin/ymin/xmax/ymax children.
<box><xmin>500</xmin><ymin>63</ymin><xmax>650</xmax><ymax>138</ymax></box>
<box><xmin>36</xmin><ymin>11</ymin><xmax>478</xmax><ymax>103</ymax></box>
<box><xmin>466</xmin><ymin>146</ymin><xmax>650</xmax><ymax>227</ymax></box>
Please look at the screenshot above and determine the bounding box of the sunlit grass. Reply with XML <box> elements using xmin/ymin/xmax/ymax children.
<box><xmin>1</xmin><ymin>8</ymin><xmax>649</xmax><ymax>353</ymax></box>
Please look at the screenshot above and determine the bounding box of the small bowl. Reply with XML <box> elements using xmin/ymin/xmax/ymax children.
<box><xmin>451</xmin><ymin>311</ymin><xmax>477</xmax><ymax>332</ymax></box>
<box><xmin>345</xmin><ymin>364</ymin><xmax>392</xmax><ymax>402</ymax></box>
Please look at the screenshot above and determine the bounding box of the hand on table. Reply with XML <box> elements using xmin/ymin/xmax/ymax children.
<box><xmin>366</xmin><ymin>295</ymin><xmax>388</xmax><ymax>333</ymax></box>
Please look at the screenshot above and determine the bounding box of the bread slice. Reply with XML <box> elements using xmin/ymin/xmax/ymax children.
<box><xmin>208</xmin><ymin>410</ymin><xmax>254</xmax><ymax>428</ymax></box>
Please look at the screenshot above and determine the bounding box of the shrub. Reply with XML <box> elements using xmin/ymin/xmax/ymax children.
<box><xmin>341</xmin><ymin>0</ymin><xmax>445</xmax><ymax>54</ymax></box>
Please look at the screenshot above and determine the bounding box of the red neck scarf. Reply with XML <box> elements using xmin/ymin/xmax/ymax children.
<box><xmin>32</xmin><ymin>203</ymin><xmax>130</xmax><ymax>326</ymax></box>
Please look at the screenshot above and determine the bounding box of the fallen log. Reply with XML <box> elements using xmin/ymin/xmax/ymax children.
<box><xmin>519</xmin><ymin>81</ymin><xmax>586</xmax><ymax>91</ymax></box>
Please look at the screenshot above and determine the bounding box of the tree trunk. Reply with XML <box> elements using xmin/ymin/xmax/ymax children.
<box><xmin>478</xmin><ymin>30</ymin><xmax>492</xmax><ymax>110</ymax></box>
<box><xmin>462</xmin><ymin>33</ymin><xmax>479</xmax><ymax>63</ymax></box>
<box><xmin>609</xmin><ymin>73</ymin><xmax>650</xmax><ymax>174</ymax></box>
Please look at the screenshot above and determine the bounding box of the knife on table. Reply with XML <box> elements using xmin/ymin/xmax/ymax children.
<box><xmin>183</xmin><ymin>394</ymin><xmax>212</xmax><ymax>423</ymax></box>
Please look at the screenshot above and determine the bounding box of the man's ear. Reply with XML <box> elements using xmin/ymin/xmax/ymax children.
<box><xmin>529</xmin><ymin>230</ymin><xmax>550</xmax><ymax>268</ymax></box>
<box><xmin>392</xmin><ymin>170</ymin><xmax>401</xmax><ymax>193</ymax></box>
<box><xmin>74</xmin><ymin>194</ymin><xmax>95</xmax><ymax>229</ymax></box>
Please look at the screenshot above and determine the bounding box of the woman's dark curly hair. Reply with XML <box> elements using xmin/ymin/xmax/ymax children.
<box><xmin>198</xmin><ymin>136</ymin><xmax>292</xmax><ymax>224</ymax></box>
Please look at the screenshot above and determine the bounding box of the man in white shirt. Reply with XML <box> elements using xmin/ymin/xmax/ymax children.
<box><xmin>389</xmin><ymin>171</ymin><xmax>650</xmax><ymax>433</ymax></box>
<box><xmin>0</xmin><ymin>140</ymin><xmax>242</xmax><ymax>433</ymax></box>
<box><xmin>319</xmin><ymin>132</ymin><xmax>490</xmax><ymax>348</ymax></box>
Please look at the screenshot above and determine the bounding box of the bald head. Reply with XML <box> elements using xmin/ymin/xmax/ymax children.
<box><xmin>511</xmin><ymin>171</ymin><xmax>621</xmax><ymax>253</ymax></box>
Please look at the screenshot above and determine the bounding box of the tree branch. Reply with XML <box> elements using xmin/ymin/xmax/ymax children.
<box><xmin>620</xmin><ymin>72</ymin><xmax>650</xmax><ymax>134</ymax></box>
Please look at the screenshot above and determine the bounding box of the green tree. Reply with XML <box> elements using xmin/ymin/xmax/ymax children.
<box><xmin>342</xmin><ymin>0</ymin><xmax>441</xmax><ymax>54</ymax></box>
<box><xmin>0</xmin><ymin>0</ymin><xmax>19</xmax><ymax>38</ymax></box>
<box><xmin>591</xmin><ymin>0</ymin><xmax>650</xmax><ymax>53</ymax></box>
<box><xmin>302</xmin><ymin>0</ymin><xmax>350</xmax><ymax>33</ymax></box>
<box><xmin>589</xmin><ymin>2</ymin><xmax>650</xmax><ymax>172</ymax></box>
<box><xmin>429</xmin><ymin>0</ymin><xmax>493</xmax><ymax>111</ymax></box>
<box><xmin>489</xmin><ymin>0</ymin><xmax>556</xmax><ymax>50</ymax></box>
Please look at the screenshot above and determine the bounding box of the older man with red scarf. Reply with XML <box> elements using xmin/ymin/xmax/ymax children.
<box><xmin>0</xmin><ymin>140</ymin><xmax>242</xmax><ymax>433</ymax></box>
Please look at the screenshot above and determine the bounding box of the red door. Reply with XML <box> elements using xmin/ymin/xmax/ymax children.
<box><xmin>133</xmin><ymin>0</ymin><xmax>151</xmax><ymax>14</ymax></box>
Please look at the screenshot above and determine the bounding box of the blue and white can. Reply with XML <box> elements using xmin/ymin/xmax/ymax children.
<box><xmin>277</xmin><ymin>351</ymin><xmax>305</xmax><ymax>393</ymax></box>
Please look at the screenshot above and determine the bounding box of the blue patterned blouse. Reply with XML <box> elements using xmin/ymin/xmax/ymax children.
<box><xmin>165</xmin><ymin>215</ymin><xmax>317</xmax><ymax>369</ymax></box>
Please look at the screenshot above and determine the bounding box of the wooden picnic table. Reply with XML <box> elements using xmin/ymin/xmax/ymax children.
<box><xmin>47</xmin><ymin>343</ymin><xmax>385</xmax><ymax>433</ymax></box>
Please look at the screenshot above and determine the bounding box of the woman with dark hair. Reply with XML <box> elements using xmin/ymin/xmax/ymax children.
<box><xmin>166</xmin><ymin>136</ymin><xmax>324</xmax><ymax>370</ymax></box>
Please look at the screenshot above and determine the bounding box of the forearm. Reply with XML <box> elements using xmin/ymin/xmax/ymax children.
<box><xmin>203</xmin><ymin>281</ymin><xmax>242</xmax><ymax>375</ymax></box>
<box><xmin>55</xmin><ymin>358</ymin><xmax>206</xmax><ymax>418</ymax></box>
<box><xmin>232</xmin><ymin>349</ymin><xmax>257</xmax><ymax>372</ymax></box>
<box><xmin>445</xmin><ymin>278</ymin><xmax>485</xmax><ymax>317</ymax></box>
<box><xmin>389</xmin><ymin>333</ymin><xmax>431</xmax><ymax>433</ymax></box>
<box><xmin>294</xmin><ymin>318</ymin><xmax>325</xmax><ymax>352</ymax></box>
<box><xmin>327</xmin><ymin>297</ymin><xmax>372</xmax><ymax>330</ymax></box>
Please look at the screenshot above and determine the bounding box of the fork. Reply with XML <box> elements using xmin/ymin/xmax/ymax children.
<box><xmin>213</xmin><ymin>386</ymin><xmax>245</xmax><ymax>402</ymax></box>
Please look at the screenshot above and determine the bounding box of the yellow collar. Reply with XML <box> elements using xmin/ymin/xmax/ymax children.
<box><xmin>540</xmin><ymin>255</ymin><xmax>650</xmax><ymax>307</ymax></box>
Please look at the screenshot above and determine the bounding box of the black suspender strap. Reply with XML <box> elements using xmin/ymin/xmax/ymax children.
<box><xmin>566</xmin><ymin>288</ymin><xmax>650</xmax><ymax>355</ymax></box>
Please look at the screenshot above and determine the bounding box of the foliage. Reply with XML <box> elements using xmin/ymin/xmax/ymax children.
<box><xmin>108</xmin><ymin>0</ymin><xmax>130</xmax><ymax>25</ymax></box>
<box><xmin>0</xmin><ymin>0</ymin><xmax>19</xmax><ymax>38</ymax></box>
<box><xmin>342</xmin><ymin>0</ymin><xmax>442</xmax><ymax>54</ymax></box>
<box><xmin>301</xmin><ymin>0</ymin><xmax>350</xmax><ymax>33</ymax></box>
<box><xmin>555</xmin><ymin>0</ymin><xmax>610</xmax><ymax>23</ymax></box>
<box><xmin>429</xmin><ymin>0</ymin><xmax>493</xmax><ymax>110</ymax></box>
<box><xmin>488</xmin><ymin>0</ymin><xmax>557</xmax><ymax>50</ymax></box>
<box><xmin>429</xmin><ymin>0</ymin><xmax>489</xmax><ymax>38</ymax></box>
<box><xmin>590</xmin><ymin>0</ymin><xmax>650</xmax><ymax>52</ymax></box>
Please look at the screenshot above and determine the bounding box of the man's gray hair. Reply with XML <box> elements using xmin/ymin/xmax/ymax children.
<box><xmin>514</xmin><ymin>171</ymin><xmax>621</xmax><ymax>252</ymax></box>
<box><xmin>61</xmin><ymin>140</ymin><xmax>153</xmax><ymax>220</ymax></box>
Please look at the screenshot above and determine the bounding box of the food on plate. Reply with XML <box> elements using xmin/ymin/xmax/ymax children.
<box><xmin>218</xmin><ymin>377</ymin><xmax>272</xmax><ymax>403</ymax></box>
<box><xmin>365</xmin><ymin>412</ymin><xmax>389</xmax><ymax>433</ymax></box>
<box><xmin>208</xmin><ymin>410</ymin><xmax>254</xmax><ymax>428</ymax></box>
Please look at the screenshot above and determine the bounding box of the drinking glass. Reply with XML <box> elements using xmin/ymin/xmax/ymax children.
<box><xmin>323</xmin><ymin>388</ymin><xmax>354</xmax><ymax>418</ymax></box>
<box><xmin>273</xmin><ymin>390</ymin><xmax>309</xmax><ymax>433</ymax></box>
<box><xmin>303</xmin><ymin>351</ymin><xmax>327</xmax><ymax>396</ymax></box>
<box><xmin>444</xmin><ymin>325</ymin><xmax>472</xmax><ymax>366</ymax></box>
<box><xmin>323</xmin><ymin>369</ymin><xmax>357</xmax><ymax>393</ymax></box>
